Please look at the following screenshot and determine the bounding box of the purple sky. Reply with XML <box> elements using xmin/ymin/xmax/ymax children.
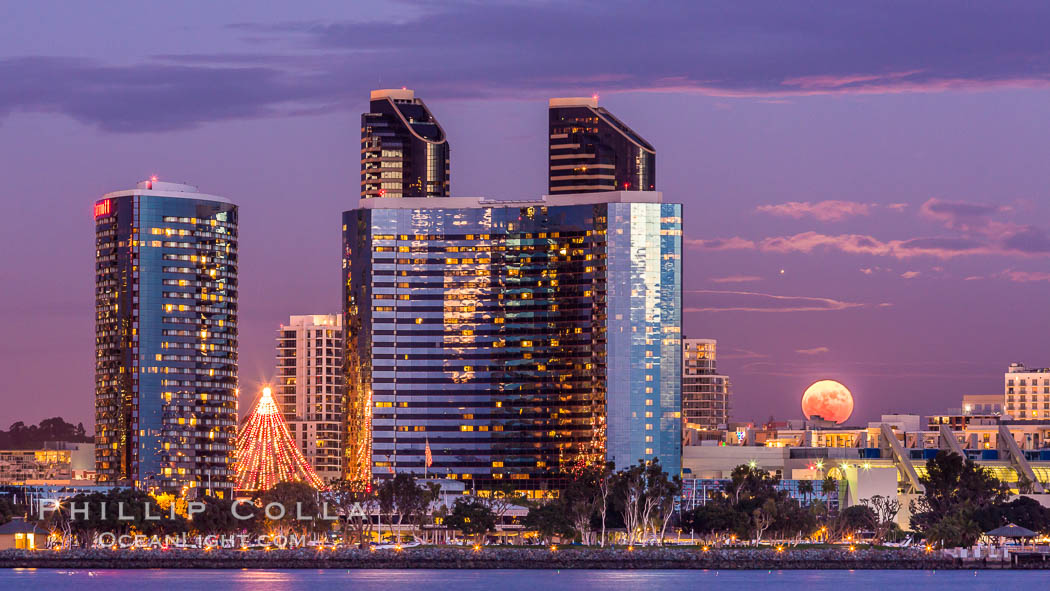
<box><xmin>2</xmin><ymin>1</ymin><xmax>1049</xmax><ymax>430</ymax></box>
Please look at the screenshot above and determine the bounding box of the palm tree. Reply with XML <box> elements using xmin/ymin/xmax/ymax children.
<box><xmin>821</xmin><ymin>476</ymin><xmax>839</xmax><ymax>511</ymax></box>
<box><xmin>797</xmin><ymin>480</ymin><xmax>814</xmax><ymax>505</ymax></box>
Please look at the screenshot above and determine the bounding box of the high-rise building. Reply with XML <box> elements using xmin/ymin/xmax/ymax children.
<box><xmin>274</xmin><ymin>314</ymin><xmax>344</xmax><ymax>482</ymax></box>
<box><xmin>682</xmin><ymin>338</ymin><xmax>731</xmax><ymax>431</ymax></box>
<box><xmin>548</xmin><ymin>97</ymin><xmax>656</xmax><ymax>194</ymax></box>
<box><xmin>361</xmin><ymin>89</ymin><xmax>450</xmax><ymax>199</ymax></box>
<box><xmin>342</xmin><ymin>191</ymin><xmax>682</xmax><ymax>494</ymax></box>
<box><xmin>1005</xmin><ymin>362</ymin><xmax>1050</xmax><ymax>420</ymax></box>
<box><xmin>94</xmin><ymin>180</ymin><xmax>238</xmax><ymax>495</ymax></box>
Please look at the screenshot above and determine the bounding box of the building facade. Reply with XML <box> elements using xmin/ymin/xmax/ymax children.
<box><xmin>1005</xmin><ymin>362</ymin><xmax>1050</xmax><ymax>420</ymax></box>
<box><xmin>275</xmin><ymin>315</ymin><xmax>344</xmax><ymax>482</ymax></box>
<box><xmin>548</xmin><ymin>97</ymin><xmax>656</xmax><ymax>194</ymax></box>
<box><xmin>342</xmin><ymin>191</ymin><xmax>681</xmax><ymax>494</ymax></box>
<box><xmin>95</xmin><ymin>180</ymin><xmax>238</xmax><ymax>495</ymax></box>
<box><xmin>361</xmin><ymin>89</ymin><xmax>450</xmax><ymax>199</ymax></box>
<box><xmin>682</xmin><ymin>338</ymin><xmax>731</xmax><ymax>431</ymax></box>
<box><xmin>0</xmin><ymin>450</ymin><xmax>72</xmax><ymax>485</ymax></box>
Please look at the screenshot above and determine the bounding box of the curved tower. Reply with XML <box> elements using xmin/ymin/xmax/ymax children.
<box><xmin>94</xmin><ymin>179</ymin><xmax>238</xmax><ymax>496</ymax></box>
<box><xmin>361</xmin><ymin>89</ymin><xmax>450</xmax><ymax>198</ymax></box>
<box><xmin>548</xmin><ymin>97</ymin><xmax>656</xmax><ymax>194</ymax></box>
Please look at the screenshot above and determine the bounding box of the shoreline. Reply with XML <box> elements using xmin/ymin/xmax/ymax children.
<box><xmin>0</xmin><ymin>547</ymin><xmax>1043</xmax><ymax>570</ymax></box>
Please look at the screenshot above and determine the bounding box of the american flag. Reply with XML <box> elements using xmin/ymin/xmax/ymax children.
<box><xmin>424</xmin><ymin>437</ymin><xmax>433</xmax><ymax>468</ymax></box>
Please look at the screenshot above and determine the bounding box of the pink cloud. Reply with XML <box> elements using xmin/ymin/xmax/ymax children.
<box><xmin>710</xmin><ymin>275</ymin><xmax>763</xmax><ymax>284</ymax></box>
<box><xmin>685</xmin><ymin>289</ymin><xmax>868</xmax><ymax>313</ymax></box>
<box><xmin>687</xmin><ymin>230</ymin><xmax>1050</xmax><ymax>259</ymax></box>
<box><xmin>756</xmin><ymin>200</ymin><xmax>872</xmax><ymax>222</ymax></box>
<box><xmin>1000</xmin><ymin>270</ymin><xmax>1050</xmax><ymax>283</ymax></box>
<box><xmin>901</xmin><ymin>271</ymin><xmax>921</xmax><ymax>279</ymax></box>
<box><xmin>796</xmin><ymin>346</ymin><xmax>831</xmax><ymax>355</ymax></box>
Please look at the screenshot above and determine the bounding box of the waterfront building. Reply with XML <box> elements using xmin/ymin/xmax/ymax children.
<box><xmin>682</xmin><ymin>338</ymin><xmax>731</xmax><ymax>432</ymax></box>
<box><xmin>1005</xmin><ymin>362</ymin><xmax>1050</xmax><ymax>420</ymax></box>
<box><xmin>274</xmin><ymin>314</ymin><xmax>344</xmax><ymax>482</ymax></box>
<box><xmin>0</xmin><ymin>450</ymin><xmax>72</xmax><ymax>485</ymax></box>
<box><xmin>342</xmin><ymin>191</ymin><xmax>682</xmax><ymax>494</ymax></box>
<box><xmin>361</xmin><ymin>89</ymin><xmax>450</xmax><ymax>199</ymax></box>
<box><xmin>548</xmin><ymin>97</ymin><xmax>655</xmax><ymax>194</ymax></box>
<box><xmin>94</xmin><ymin>179</ymin><xmax>238</xmax><ymax>495</ymax></box>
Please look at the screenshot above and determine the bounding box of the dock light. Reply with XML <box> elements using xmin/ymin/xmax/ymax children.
<box><xmin>473</xmin><ymin>544</ymin><xmax>481</xmax><ymax>552</ymax></box>
<box><xmin>370</xmin><ymin>546</ymin><xmax>377</xmax><ymax>552</ymax></box>
<box><xmin>550</xmin><ymin>544</ymin><xmax>558</xmax><ymax>552</ymax></box>
<box><xmin>848</xmin><ymin>545</ymin><xmax>856</xmax><ymax>552</ymax></box>
<box><xmin>627</xmin><ymin>545</ymin><xmax>634</xmax><ymax>551</ymax></box>
<box><xmin>776</xmin><ymin>546</ymin><xmax>784</xmax><ymax>553</ymax></box>
<box><xmin>702</xmin><ymin>546</ymin><xmax>709</xmax><ymax>552</ymax></box>
<box><xmin>394</xmin><ymin>544</ymin><xmax>403</xmax><ymax>552</ymax></box>
<box><xmin>925</xmin><ymin>545</ymin><xmax>933</xmax><ymax>553</ymax></box>
<box><xmin>862</xmin><ymin>462</ymin><xmax>871</xmax><ymax>470</ymax></box>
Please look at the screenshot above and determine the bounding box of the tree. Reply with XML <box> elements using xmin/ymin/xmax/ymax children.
<box><xmin>797</xmin><ymin>480</ymin><xmax>814</xmax><ymax>505</ymax></box>
<box><xmin>861</xmin><ymin>495</ymin><xmax>901</xmax><ymax>544</ymax></box>
<box><xmin>259</xmin><ymin>481</ymin><xmax>327</xmax><ymax>537</ymax></box>
<box><xmin>833</xmin><ymin>505</ymin><xmax>875</xmax><ymax>541</ymax></box>
<box><xmin>191</xmin><ymin>495</ymin><xmax>253</xmax><ymax>536</ymax></box>
<box><xmin>613</xmin><ymin>461</ymin><xmax>647</xmax><ymax>544</ymax></box>
<box><xmin>0</xmin><ymin>496</ymin><xmax>16</xmax><ymax>525</ymax></box>
<box><xmin>597</xmin><ymin>462</ymin><xmax>614</xmax><ymax>547</ymax></box>
<box><xmin>445</xmin><ymin>498</ymin><xmax>496</xmax><ymax>544</ymax></box>
<box><xmin>911</xmin><ymin>451</ymin><xmax>1009</xmax><ymax>547</ymax></box>
<box><xmin>523</xmin><ymin>502</ymin><xmax>573</xmax><ymax>544</ymax></box>
<box><xmin>975</xmin><ymin>496</ymin><xmax>1050</xmax><ymax>535</ymax></box>
<box><xmin>752</xmin><ymin>501</ymin><xmax>774</xmax><ymax>544</ymax></box>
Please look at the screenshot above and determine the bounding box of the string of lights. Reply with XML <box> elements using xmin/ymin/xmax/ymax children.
<box><xmin>235</xmin><ymin>387</ymin><xmax>326</xmax><ymax>491</ymax></box>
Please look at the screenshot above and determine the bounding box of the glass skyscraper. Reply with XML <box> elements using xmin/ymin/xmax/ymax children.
<box><xmin>342</xmin><ymin>191</ymin><xmax>681</xmax><ymax>494</ymax></box>
<box><xmin>95</xmin><ymin>180</ymin><xmax>238</xmax><ymax>496</ymax></box>
<box><xmin>548</xmin><ymin>97</ymin><xmax>656</xmax><ymax>194</ymax></box>
<box><xmin>361</xmin><ymin>89</ymin><xmax>450</xmax><ymax>199</ymax></box>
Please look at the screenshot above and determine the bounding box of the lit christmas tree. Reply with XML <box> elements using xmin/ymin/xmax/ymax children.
<box><xmin>235</xmin><ymin>387</ymin><xmax>326</xmax><ymax>491</ymax></box>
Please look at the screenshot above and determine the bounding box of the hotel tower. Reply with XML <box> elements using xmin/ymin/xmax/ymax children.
<box><xmin>343</xmin><ymin>92</ymin><xmax>680</xmax><ymax>495</ymax></box>
<box><xmin>94</xmin><ymin>180</ymin><xmax>238</xmax><ymax>495</ymax></box>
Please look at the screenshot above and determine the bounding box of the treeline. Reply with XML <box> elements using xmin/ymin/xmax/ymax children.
<box><xmin>0</xmin><ymin>417</ymin><xmax>91</xmax><ymax>449</ymax></box>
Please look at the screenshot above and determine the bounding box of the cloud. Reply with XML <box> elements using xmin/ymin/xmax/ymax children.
<box><xmin>1000</xmin><ymin>270</ymin><xmax>1050</xmax><ymax>282</ymax></box>
<box><xmin>901</xmin><ymin>271</ymin><xmax>921</xmax><ymax>279</ymax></box>
<box><xmin>919</xmin><ymin>197</ymin><xmax>1010</xmax><ymax>232</ymax></box>
<box><xmin>756</xmin><ymin>200</ymin><xmax>871</xmax><ymax>222</ymax></box>
<box><xmin>685</xmin><ymin>237</ymin><xmax>756</xmax><ymax>251</ymax></box>
<box><xmin>685</xmin><ymin>289</ymin><xmax>869</xmax><ymax>313</ymax></box>
<box><xmin>710</xmin><ymin>275</ymin><xmax>763</xmax><ymax>284</ymax></box>
<box><xmin>796</xmin><ymin>347</ymin><xmax>831</xmax><ymax>355</ymax></box>
<box><xmin>860</xmin><ymin>268</ymin><xmax>874</xmax><ymax>275</ymax></box>
<box><xmin>4</xmin><ymin>1</ymin><xmax>1050</xmax><ymax>131</ymax></box>
<box><xmin>689</xmin><ymin>229</ymin><xmax>1050</xmax><ymax>259</ymax></box>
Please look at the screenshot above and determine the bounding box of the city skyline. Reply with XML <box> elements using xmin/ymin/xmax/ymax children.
<box><xmin>4</xmin><ymin>2</ymin><xmax>1050</xmax><ymax>430</ymax></box>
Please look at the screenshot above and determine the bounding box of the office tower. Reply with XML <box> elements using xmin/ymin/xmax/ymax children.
<box><xmin>682</xmin><ymin>338</ymin><xmax>731</xmax><ymax>431</ymax></box>
<box><xmin>94</xmin><ymin>180</ymin><xmax>238</xmax><ymax>495</ymax></box>
<box><xmin>343</xmin><ymin>191</ymin><xmax>682</xmax><ymax>494</ymax></box>
<box><xmin>361</xmin><ymin>89</ymin><xmax>450</xmax><ymax>199</ymax></box>
<box><xmin>1005</xmin><ymin>362</ymin><xmax>1050</xmax><ymax>420</ymax></box>
<box><xmin>274</xmin><ymin>314</ymin><xmax>344</xmax><ymax>482</ymax></box>
<box><xmin>548</xmin><ymin>97</ymin><xmax>656</xmax><ymax>194</ymax></box>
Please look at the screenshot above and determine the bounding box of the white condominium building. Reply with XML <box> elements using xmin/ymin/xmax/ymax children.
<box><xmin>1005</xmin><ymin>362</ymin><xmax>1050</xmax><ymax>420</ymax></box>
<box><xmin>275</xmin><ymin>315</ymin><xmax>344</xmax><ymax>482</ymax></box>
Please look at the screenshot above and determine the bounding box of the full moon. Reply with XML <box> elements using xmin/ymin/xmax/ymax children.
<box><xmin>801</xmin><ymin>379</ymin><xmax>854</xmax><ymax>424</ymax></box>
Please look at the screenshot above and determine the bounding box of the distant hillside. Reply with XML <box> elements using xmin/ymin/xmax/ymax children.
<box><xmin>0</xmin><ymin>417</ymin><xmax>92</xmax><ymax>449</ymax></box>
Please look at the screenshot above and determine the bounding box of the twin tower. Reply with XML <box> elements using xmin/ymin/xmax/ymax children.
<box><xmin>344</xmin><ymin>90</ymin><xmax>679</xmax><ymax>495</ymax></box>
<box><xmin>360</xmin><ymin>89</ymin><xmax>657</xmax><ymax>199</ymax></box>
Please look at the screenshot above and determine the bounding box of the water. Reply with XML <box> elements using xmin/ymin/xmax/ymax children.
<box><xmin>0</xmin><ymin>569</ymin><xmax>1041</xmax><ymax>590</ymax></box>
